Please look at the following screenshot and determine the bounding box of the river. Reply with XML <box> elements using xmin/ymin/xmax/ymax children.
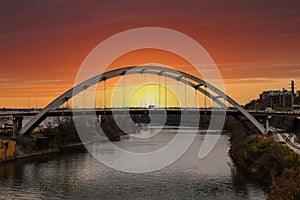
<box><xmin>0</xmin><ymin>129</ymin><xmax>267</xmax><ymax>199</ymax></box>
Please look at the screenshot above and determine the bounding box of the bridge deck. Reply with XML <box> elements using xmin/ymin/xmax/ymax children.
<box><xmin>1</xmin><ymin>108</ymin><xmax>299</xmax><ymax>118</ymax></box>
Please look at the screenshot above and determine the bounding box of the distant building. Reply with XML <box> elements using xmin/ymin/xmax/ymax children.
<box><xmin>259</xmin><ymin>89</ymin><xmax>293</xmax><ymax>108</ymax></box>
<box><xmin>293</xmin><ymin>104</ymin><xmax>300</xmax><ymax>111</ymax></box>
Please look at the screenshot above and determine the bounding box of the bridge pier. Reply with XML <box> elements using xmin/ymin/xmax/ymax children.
<box><xmin>13</xmin><ymin>116</ymin><xmax>23</xmax><ymax>139</ymax></box>
<box><xmin>265</xmin><ymin>115</ymin><xmax>272</xmax><ymax>133</ymax></box>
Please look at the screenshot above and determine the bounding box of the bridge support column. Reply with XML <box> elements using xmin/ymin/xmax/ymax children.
<box><xmin>13</xmin><ymin>116</ymin><xmax>23</xmax><ymax>139</ymax></box>
<box><xmin>265</xmin><ymin>115</ymin><xmax>272</xmax><ymax>133</ymax></box>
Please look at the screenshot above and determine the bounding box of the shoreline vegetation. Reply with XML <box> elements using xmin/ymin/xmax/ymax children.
<box><xmin>229</xmin><ymin>121</ymin><xmax>300</xmax><ymax>199</ymax></box>
<box><xmin>0</xmin><ymin>115</ymin><xmax>134</xmax><ymax>163</ymax></box>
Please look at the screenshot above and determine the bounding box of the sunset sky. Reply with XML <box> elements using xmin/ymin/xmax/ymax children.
<box><xmin>1</xmin><ymin>1</ymin><xmax>300</xmax><ymax>108</ymax></box>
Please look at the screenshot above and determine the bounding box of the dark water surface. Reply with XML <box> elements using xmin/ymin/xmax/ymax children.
<box><xmin>0</xmin><ymin>130</ymin><xmax>267</xmax><ymax>200</ymax></box>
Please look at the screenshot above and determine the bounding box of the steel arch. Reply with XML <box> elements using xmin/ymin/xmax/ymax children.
<box><xmin>20</xmin><ymin>66</ymin><xmax>265</xmax><ymax>135</ymax></box>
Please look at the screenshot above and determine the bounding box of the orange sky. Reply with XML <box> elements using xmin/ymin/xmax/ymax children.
<box><xmin>0</xmin><ymin>1</ymin><xmax>300</xmax><ymax>108</ymax></box>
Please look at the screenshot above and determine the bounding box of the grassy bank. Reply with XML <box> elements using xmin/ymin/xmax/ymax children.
<box><xmin>229</xmin><ymin>123</ymin><xmax>300</xmax><ymax>199</ymax></box>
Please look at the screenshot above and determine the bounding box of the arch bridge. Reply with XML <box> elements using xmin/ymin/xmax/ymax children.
<box><xmin>19</xmin><ymin>66</ymin><xmax>266</xmax><ymax>135</ymax></box>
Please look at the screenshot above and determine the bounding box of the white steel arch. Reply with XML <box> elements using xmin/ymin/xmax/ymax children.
<box><xmin>20</xmin><ymin>66</ymin><xmax>265</xmax><ymax>135</ymax></box>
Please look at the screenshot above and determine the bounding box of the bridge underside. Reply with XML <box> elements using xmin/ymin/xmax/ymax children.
<box><xmin>19</xmin><ymin>66</ymin><xmax>266</xmax><ymax>135</ymax></box>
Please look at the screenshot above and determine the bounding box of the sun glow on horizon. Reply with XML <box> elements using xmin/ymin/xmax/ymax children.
<box><xmin>127</xmin><ymin>83</ymin><xmax>178</xmax><ymax>108</ymax></box>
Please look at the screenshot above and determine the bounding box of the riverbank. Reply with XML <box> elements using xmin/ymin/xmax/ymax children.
<box><xmin>229</xmin><ymin>122</ymin><xmax>300</xmax><ymax>199</ymax></box>
<box><xmin>0</xmin><ymin>140</ymin><xmax>87</xmax><ymax>164</ymax></box>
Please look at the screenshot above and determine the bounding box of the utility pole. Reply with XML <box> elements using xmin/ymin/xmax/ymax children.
<box><xmin>290</xmin><ymin>80</ymin><xmax>295</xmax><ymax>111</ymax></box>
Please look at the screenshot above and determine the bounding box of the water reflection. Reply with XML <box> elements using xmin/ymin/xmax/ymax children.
<box><xmin>0</xmin><ymin>161</ymin><xmax>16</xmax><ymax>180</ymax></box>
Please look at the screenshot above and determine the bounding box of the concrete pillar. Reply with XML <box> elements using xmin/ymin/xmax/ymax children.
<box><xmin>13</xmin><ymin>115</ymin><xmax>23</xmax><ymax>138</ymax></box>
<box><xmin>265</xmin><ymin>115</ymin><xmax>272</xmax><ymax>132</ymax></box>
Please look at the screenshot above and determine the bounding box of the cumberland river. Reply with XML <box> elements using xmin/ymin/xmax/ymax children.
<box><xmin>0</xmin><ymin>129</ymin><xmax>267</xmax><ymax>199</ymax></box>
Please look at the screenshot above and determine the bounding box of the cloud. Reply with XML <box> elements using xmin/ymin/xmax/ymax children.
<box><xmin>224</xmin><ymin>78</ymin><xmax>276</xmax><ymax>84</ymax></box>
<box><xmin>219</xmin><ymin>62</ymin><xmax>300</xmax><ymax>79</ymax></box>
